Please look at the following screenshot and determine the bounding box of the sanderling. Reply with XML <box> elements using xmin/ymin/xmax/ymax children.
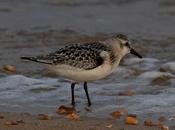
<box><xmin>21</xmin><ymin>34</ymin><xmax>142</xmax><ymax>106</ymax></box>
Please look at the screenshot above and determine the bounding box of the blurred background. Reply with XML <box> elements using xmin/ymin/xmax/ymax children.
<box><xmin>0</xmin><ymin>0</ymin><xmax>175</xmax><ymax>125</ymax></box>
<box><xmin>0</xmin><ymin>0</ymin><xmax>175</xmax><ymax>75</ymax></box>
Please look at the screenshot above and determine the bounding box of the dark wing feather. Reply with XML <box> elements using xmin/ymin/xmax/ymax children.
<box><xmin>22</xmin><ymin>42</ymin><xmax>110</xmax><ymax>70</ymax></box>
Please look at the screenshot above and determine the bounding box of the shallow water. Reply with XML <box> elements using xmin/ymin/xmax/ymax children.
<box><xmin>0</xmin><ymin>0</ymin><xmax>175</xmax><ymax>126</ymax></box>
<box><xmin>0</xmin><ymin>58</ymin><xmax>175</xmax><ymax>125</ymax></box>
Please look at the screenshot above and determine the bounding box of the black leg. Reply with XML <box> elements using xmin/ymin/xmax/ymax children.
<box><xmin>84</xmin><ymin>82</ymin><xmax>91</xmax><ymax>106</ymax></box>
<box><xmin>71</xmin><ymin>83</ymin><xmax>76</xmax><ymax>106</ymax></box>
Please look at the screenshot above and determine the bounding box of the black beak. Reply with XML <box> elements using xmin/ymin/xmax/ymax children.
<box><xmin>130</xmin><ymin>48</ymin><xmax>142</xmax><ymax>58</ymax></box>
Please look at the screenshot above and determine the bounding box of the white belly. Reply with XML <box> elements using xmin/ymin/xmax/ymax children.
<box><xmin>46</xmin><ymin>51</ymin><xmax>121</xmax><ymax>81</ymax></box>
<box><xmin>47</xmin><ymin>62</ymin><xmax>118</xmax><ymax>81</ymax></box>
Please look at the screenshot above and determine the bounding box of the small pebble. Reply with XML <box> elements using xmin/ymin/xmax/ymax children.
<box><xmin>16</xmin><ymin>120</ymin><xmax>25</xmax><ymax>124</ymax></box>
<box><xmin>66</xmin><ymin>113</ymin><xmax>79</xmax><ymax>120</ymax></box>
<box><xmin>118</xmin><ymin>90</ymin><xmax>136</xmax><ymax>96</ymax></box>
<box><xmin>106</xmin><ymin>124</ymin><xmax>113</xmax><ymax>128</ymax></box>
<box><xmin>3</xmin><ymin>64</ymin><xmax>16</xmax><ymax>73</ymax></box>
<box><xmin>0</xmin><ymin>115</ymin><xmax>4</xmax><ymax>119</ymax></box>
<box><xmin>125</xmin><ymin>116</ymin><xmax>138</xmax><ymax>125</ymax></box>
<box><xmin>144</xmin><ymin>119</ymin><xmax>153</xmax><ymax>126</ymax></box>
<box><xmin>160</xmin><ymin>125</ymin><xmax>169</xmax><ymax>130</ymax></box>
<box><xmin>4</xmin><ymin>121</ymin><xmax>18</xmax><ymax>126</ymax></box>
<box><xmin>127</xmin><ymin>114</ymin><xmax>137</xmax><ymax>118</ymax></box>
<box><xmin>37</xmin><ymin>114</ymin><xmax>51</xmax><ymax>120</ymax></box>
<box><xmin>58</xmin><ymin>105</ymin><xmax>76</xmax><ymax>115</ymax></box>
<box><xmin>111</xmin><ymin>108</ymin><xmax>128</xmax><ymax>119</ymax></box>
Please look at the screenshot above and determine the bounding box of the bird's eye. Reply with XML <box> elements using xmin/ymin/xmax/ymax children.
<box><xmin>125</xmin><ymin>42</ymin><xmax>129</xmax><ymax>47</ymax></box>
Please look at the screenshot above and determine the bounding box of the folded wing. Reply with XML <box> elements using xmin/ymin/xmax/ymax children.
<box><xmin>21</xmin><ymin>42</ymin><xmax>110</xmax><ymax>70</ymax></box>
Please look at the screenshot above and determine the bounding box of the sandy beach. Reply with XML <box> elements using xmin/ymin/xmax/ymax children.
<box><xmin>0</xmin><ymin>0</ymin><xmax>175</xmax><ymax>130</ymax></box>
<box><xmin>0</xmin><ymin>112</ymin><xmax>172</xmax><ymax>130</ymax></box>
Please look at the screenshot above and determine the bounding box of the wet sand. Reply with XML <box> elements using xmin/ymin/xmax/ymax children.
<box><xmin>0</xmin><ymin>112</ymin><xmax>170</xmax><ymax>130</ymax></box>
<box><xmin>0</xmin><ymin>0</ymin><xmax>175</xmax><ymax>129</ymax></box>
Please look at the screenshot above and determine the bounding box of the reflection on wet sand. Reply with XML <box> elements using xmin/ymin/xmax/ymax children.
<box><xmin>0</xmin><ymin>0</ymin><xmax>175</xmax><ymax>127</ymax></box>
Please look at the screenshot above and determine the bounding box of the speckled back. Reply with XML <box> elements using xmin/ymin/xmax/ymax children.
<box><xmin>37</xmin><ymin>42</ymin><xmax>111</xmax><ymax>70</ymax></box>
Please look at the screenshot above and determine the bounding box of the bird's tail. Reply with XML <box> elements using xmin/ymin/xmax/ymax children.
<box><xmin>21</xmin><ymin>56</ymin><xmax>52</xmax><ymax>64</ymax></box>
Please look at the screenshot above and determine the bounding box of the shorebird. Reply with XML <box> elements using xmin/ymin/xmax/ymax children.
<box><xmin>21</xmin><ymin>34</ymin><xmax>142</xmax><ymax>106</ymax></box>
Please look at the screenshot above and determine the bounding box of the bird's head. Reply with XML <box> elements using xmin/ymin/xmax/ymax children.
<box><xmin>113</xmin><ymin>34</ymin><xmax>142</xmax><ymax>58</ymax></box>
